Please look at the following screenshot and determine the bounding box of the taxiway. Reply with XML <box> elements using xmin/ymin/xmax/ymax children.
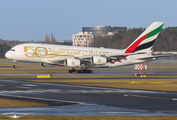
<box><xmin>0</xmin><ymin>76</ymin><xmax>177</xmax><ymax>115</ymax></box>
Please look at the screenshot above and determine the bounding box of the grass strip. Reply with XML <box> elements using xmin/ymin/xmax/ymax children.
<box><xmin>0</xmin><ymin>98</ymin><xmax>48</xmax><ymax>108</ymax></box>
<box><xmin>0</xmin><ymin>58</ymin><xmax>11</xmax><ymax>61</ymax></box>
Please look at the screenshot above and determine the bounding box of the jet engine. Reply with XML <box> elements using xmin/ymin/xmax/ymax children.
<box><xmin>91</xmin><ymin>56</ymin><xmax>107</xmax><ymax>65</ymax></box>
<box><xmin>64</xmin><ymin>58</ymin><xmax>81</xmax><ymax>67</ymax></box>
<box><xmin>40</xmin><ymin>63</ymin><xmax>55</xmax><ymax>67</ymax></box>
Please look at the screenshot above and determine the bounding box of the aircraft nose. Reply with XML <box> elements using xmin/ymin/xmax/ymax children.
<box><xmin>5</xmin><ymin>51</ymin><xmax>10</xmax><ymax>59</ymax></box>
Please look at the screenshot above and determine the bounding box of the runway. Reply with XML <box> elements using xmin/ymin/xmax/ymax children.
<box><xmin>0</xmin><ymin>77</ymin><xmax>177</xmax><ymax>115</ymax></box>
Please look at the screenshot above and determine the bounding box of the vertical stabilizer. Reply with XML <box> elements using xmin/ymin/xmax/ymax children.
<box><xmin>125</xmin><ymin>22</ymin><xmax>164</xmax><ymax>53</ymax></box>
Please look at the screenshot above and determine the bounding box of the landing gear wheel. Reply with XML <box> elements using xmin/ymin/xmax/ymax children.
<box><xmin>77</xmin><ymin>69</ymin><xmax>93</xmax><ymax>73</ymax></box>
<box><xmin>13</xmin><ymin>60</ymin><xmax>18</xmax><ymax>69</ymax></box>
<box><xmin>89</xmin><ymin>70</ymin><xmax>93</xmax><ymax>73</ymax></box>
<box><xmin>14</xmin><ymin>65</ymin><xmax>18</xmax><ymax>69</ymax></box>
<box><xmin>68</xmin><ymin>69</ymin><xmax>77</xmax><ymax>73</ymax></box>
<box><xmin>77</xmin><ymin>70</ymin><xmax>82</xmax><ymax>73</ymax></box>
<box><xmin>73</xmin><ymin>69</ymin><xmax>76</xmax><ymax>72</ymax></box>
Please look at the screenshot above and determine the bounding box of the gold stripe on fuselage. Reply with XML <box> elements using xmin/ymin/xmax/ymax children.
<box><xmin>24</xmin><ymin>46</ymin><xmax>109</xmax><ymax>58</ymax></box>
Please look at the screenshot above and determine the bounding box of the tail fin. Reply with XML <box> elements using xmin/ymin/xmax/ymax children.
<box><xmin>125</xmin><ymin>22</ymin><xmax>164</xmax><ymax>54</ymax></box>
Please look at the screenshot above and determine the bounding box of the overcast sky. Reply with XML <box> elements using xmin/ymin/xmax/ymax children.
<box><xmin>0</xmin><ymin>0</ymin><xmax>176</xmax><ymax>41</ymax></box>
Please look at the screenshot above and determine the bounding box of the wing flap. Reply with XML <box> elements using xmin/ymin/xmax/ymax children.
<box><xmin>47</xmin><ymin>57</ymin><xmax>66</xmax><ymax>63</ymax></box>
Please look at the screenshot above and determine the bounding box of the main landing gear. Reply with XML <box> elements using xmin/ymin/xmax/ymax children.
<box><xmin>68</xmin><ymin>68</ymin><xmax>76</xmax><ymax>73</ymax></box>
<box><xmin>76</xmin><ymin>69</ymin><xmax>93</xmax><ymax>73</ymax></box>
<box><xmin>68</xmin><ymin>68</ymin><xmax>93</xmax><ymax>73</ymax></box>
<box><xmin>13</xmin><ymin>60</ymin><xmax>18</xmax><ymax>69</ymax></box>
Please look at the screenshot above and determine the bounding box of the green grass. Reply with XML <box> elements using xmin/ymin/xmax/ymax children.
<box><xmin>0</xmin><ymin>98</ymin><xmax>49</xmax><ymax>108</ymax></box>
<box><xmin>0</xmin><ymin>58</ymin><xmax>11</xmax><ymax>61</ymax></box>
<box><xmin>0</xmin><ymin>62</ymin><xmax>69</xmax><ymax>74</ymax></box>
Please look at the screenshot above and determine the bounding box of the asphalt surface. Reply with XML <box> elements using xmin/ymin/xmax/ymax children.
<box><xmin>0</xmin><ymin>76</ymin><xmax>177</xmax><ymax>115</ymax></box>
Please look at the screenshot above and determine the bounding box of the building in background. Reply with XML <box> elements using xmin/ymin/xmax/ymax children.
<box><xmin>72</xmin><ymin>32</ymin><xmax>94</xmax><ymax>47</ymax></box>
<box><xmin>82</xmin><ymin>26</ymin><xmax>127</xmax><ymax>37</ymax></box>
<box><xmin>73</xmin><ymin>26</ymin><xmax>126</xmax><ymax>47</ymax></box>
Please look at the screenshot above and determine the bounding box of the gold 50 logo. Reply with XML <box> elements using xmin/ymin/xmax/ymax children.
<box><xmin>24</xmin><ymin>46</ymin><xmax>48</xmax><ymax>57</ymax></box>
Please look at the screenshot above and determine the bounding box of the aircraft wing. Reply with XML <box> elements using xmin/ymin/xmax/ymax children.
<box><xmin>102</xmin><ymin>53</ymin><xmax>138</xmax><ymax>60</ymax></box>
<box><xmin>46</xmin><ymin>53</ymin><xmax>140</xmax><ymax>63</ymax></box>
<box><xmin>46</xmin><ymin>57</ymin><xmax>66</xmax><ymax>66</ymax></box>
<box><xmin>47</xmin><ymin>57</ymin><xmax>66</xmax><ymax>63</ymax></box>
<box><xmin>46</xmin><ymin>52</ymin><xmax>144</xmax><ymax>66</ymax></box>
<box><xmin>77</xmin><ymin>53</ymin><xmax>138</xmax><ymax>59</ymax></box>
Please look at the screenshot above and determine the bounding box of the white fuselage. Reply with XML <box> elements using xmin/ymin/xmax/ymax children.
<box><xmin>5</xmin><ymin>43</ymin><xmax>155</xmax><ymax>68</ymax></box>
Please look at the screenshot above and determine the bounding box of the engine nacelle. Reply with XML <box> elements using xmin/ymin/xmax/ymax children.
<box><xmin>64</xmin><ymin>58</ymin><xmax>81</xmax><ymax>67</ymax></box>
<box><xmin>91</xmin><ymin>56</ymin><xmax>107</xmax><ymax>65</ymax></box>
<box><xmin>41</xmin><ymin>63</ymin><xmax>55</xmax><ymax>67</ymax></box>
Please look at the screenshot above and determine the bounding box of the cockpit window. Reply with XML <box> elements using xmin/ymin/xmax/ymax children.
<box><xmin>10</xmin><ymin>49</ymin><xmax>15</xmax><ymax>51</ymax></box>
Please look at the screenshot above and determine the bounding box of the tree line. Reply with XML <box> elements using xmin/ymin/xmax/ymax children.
<box><xmin>90</xmin><ymin>27</ymin><xmax>177</xmax><ymax>51</ymax></box>
<box><xmin>0</xmin><ymin>43</ymin><xmax>11</xmax><ymax>58</ymax></box>
<box><xmin>42</xmin><ymin>33</ymin><xmax>71</xmax><ymax>45</ymax></box>
<box><xmin>1</xmin><ymin>27</ymin><xmax>177</xmax><ymax>58</ymax></box>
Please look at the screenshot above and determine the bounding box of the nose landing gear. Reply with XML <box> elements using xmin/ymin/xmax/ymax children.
<box><xmin>13</xmin><ymin>60</ymin><xmax>18</xmax><ymax>69</ymax></box>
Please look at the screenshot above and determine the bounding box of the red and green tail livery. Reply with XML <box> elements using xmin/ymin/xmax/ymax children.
<box><xmin>125</xmin><ymin>22</ymin><xmax>164</xmax><ymax>54</ymax></box>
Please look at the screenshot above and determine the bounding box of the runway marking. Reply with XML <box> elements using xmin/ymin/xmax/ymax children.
<box><xmin>131</xmin><ymin>95</ymin><xmax>148</xmax><ymax>98</ymax></box>
<box><xmin>0</xmin><ymin>89</ymin><xmax>63</xmax><ymax>94</ymax></box>
<box><xmin>172</xmin><ymin>98</ymin><xmax>177</xmax><ymax>100</ymax></box>
<box><xmin>16</xmin><ymin>86</ymin><xmax>31</xmax><ymax>89</ymax></box>
<box><xmin>22</xmin><ymin>84</ymin><xmax>39</xmax><ymax>87</ymax></box>
<box><xmin>38</xmin><ymin>82</ymin><xmax>112</xmax><ymax>89</ymax></box>
<box><xmin>99</xmin><ymin>112</ymin><xmax>135</xmax><ymax>114</ymax></box>
<box><xmin>128</xmin><ymin>81</ymin><xmax>171</xmax><ymax>84</ymax></box>
<box><xmin>124</xmin><ymin>94</ymin><xmax>172</xmax><ymax>100</ymax></box>
<box><xmin>0</xmin><ymin>94</ymin><xmax>86</xmax><ymax>104</ymax></box>
<box><xmin>1</xmin><ymin>80</ymin><xmax>16</xmax><ymax>82</ymax></box>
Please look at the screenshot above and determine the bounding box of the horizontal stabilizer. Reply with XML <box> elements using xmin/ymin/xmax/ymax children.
<box><xmin>135</xmin><ymin>55</ymin><xmax>169</xmax><ymax>60</ymax></box>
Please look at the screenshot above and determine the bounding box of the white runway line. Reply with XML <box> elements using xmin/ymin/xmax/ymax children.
<box><xmin>0</xmin><ymin>89</ymin><xmax>63</xmax><ymax>94</ymax></box>
<box><xmin>22</xmin><ymin>84</ymin><xmax>39</xmax><ymax>87</ymax></box>
<box><xmin>16</xmin><ymin>86</ymin><xmax>31</xmax><ymax>89</ymax></box>
<box><xmin>0</xmin><ymin>94</ymin><xmax>86</xmax><ymax>104</ymax></box>
<box><xmin>124</xmin><ymin>94</ymin><xmax>129</xmax><ymax>96</ymax></box>
<box><xmin>99</xmin><ymin>112</ymin><xmax>135</xmax><ymax>114</ymax></box>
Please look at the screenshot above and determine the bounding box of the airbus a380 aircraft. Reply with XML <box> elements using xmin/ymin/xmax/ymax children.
<box><xmin>5</xmin><ymin>22</ymin><xmax>164</xmax><ymax>73</ymax></box>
